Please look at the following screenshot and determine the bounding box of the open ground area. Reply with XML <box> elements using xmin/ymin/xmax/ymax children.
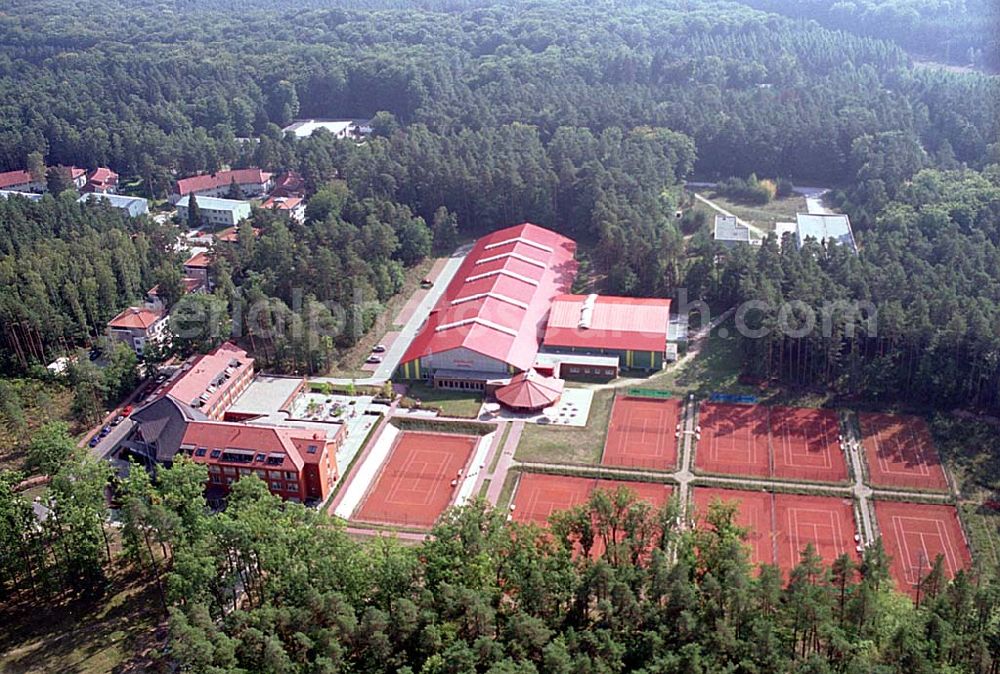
<box><xmin>601</xmin><ymin>395</ymin><xmax>681</xmax><ymax>470</ymax></box>
<box><xmin>516</xmin><ymin>389</ymin><xmax>614</xmax><ymax>464</ymax></box>
<box><xmin>353</xmin><ymin>431</ymin><xmax>479</xmax><ymax>528</ymax></box>
<box><xmin>860</xmin><ymin>413</ymin><xmax>949</xmax><ymax>492</ymax></box>
<box><xmin>875</xmin><ymin>500</ymin><xmax>972</xmax><ymax>599</ymax></box>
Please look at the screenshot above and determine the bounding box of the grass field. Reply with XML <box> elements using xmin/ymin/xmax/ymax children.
<box><xmin>693</xmin><ymin>190</ymin><xmax>807</xmax><ymax>232</ymax></box>
<box><xmin>959</xmin><ymin>502</ymin><xmax>1000</xmax><ymax>580</ymax></box>
<box><xmin>401</xmin><ymin>382</ymin><xmax>483</xmax><ymax>419</ymax></box>
<box><xmin>515</xmin><ymin>389</ymin><xmax>613</xmax><ymax>464</ymax></box>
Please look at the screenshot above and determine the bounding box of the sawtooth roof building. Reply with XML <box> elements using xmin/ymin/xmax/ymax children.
<box><xmin>396</xmin><ymin>223</ymin><xmax>577</xmax><ymax>389</ymax></box>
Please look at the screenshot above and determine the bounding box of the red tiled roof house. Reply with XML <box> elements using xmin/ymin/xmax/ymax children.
<box><xmin>84</xmin><ymin>167</ymin><xmax>119</xmax><ymax>194</ymax></box>
<box><xmin>0</xmin><ymin>169</ymin><xmax>45</xmax><ymax>193</ymax></box>
<box><xmin>107</xmin><ymin>306</ymin><xmax>169</xmax><ymax>355</ymax></box>
<box><xmin>173</xmin><ymin>168</ymin><xmax>274</xmax><ymax>200</ymax></box>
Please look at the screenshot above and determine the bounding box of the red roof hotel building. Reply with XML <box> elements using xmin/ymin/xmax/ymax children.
<box><xmin>396</xmin><ymin>223</ymin><xmax>577</xmax><ymax>389</ymax></box>
<box><xmin>162</xmin><ymin>342</ymin><xmax>254</xmax><ymax>419</ymax></box>
<box><xmin>181</xmin><ymin>420</ymin><xmax>344</xmax><ymax>504</ymax></box>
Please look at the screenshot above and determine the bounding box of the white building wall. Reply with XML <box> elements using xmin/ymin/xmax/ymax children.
<box><xmin>422</xmin><ymin>347</ymin><xmax>509</xmax><ymax>374</ymax></box>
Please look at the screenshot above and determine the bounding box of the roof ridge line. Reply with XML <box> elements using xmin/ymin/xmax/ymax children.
<box><xmin>483</xmin><ymin>236</ymin><xmax>554</xmax><ymax>254</ymax></box>
<box><xmin>465</xmin><ymin>268</ymin><xmax>540</xmax><ymax>286</ymax></box>
<box><xmin>450</xmin><ymin>292</ymin><xmax>530</xmax><ymax>310</ymax></box>
<box><xmin>435</xmin><ymin>316</ymin><xmax>519</xmax><ymax>338</ymax></box>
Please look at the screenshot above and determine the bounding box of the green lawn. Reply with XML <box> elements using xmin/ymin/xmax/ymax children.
<box><xmin>620</xmin><ymin>317</ymin><xmax>832</xmax><ymax>408</ymax></box>
<box><xmin>694</xmin><ymin>190</ymin><xmax>807</xmax><ymax>232</ymax></box>
<box><xmin>959</xmin><ymin>502</ymin><xmax>1000</xmax><ymax>581</ymax></box>
<box><xmin>401</xmin><ymin>382</ymin><xmax>483</xmax><ymax>419</ymax></box>
<box><xmin>516</xmin><ymin>389</ymin><xmax>613</xmax><ymax>464</ymax></box>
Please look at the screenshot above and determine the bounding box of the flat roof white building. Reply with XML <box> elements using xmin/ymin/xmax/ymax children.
<box><xmin>176</xmin><ymin>196</ymin><xmax>251</xmax><ymax>228</ymax></box>
<box><xmin>282</xmin><ymin>119</ymin><xmax>371</xmax><ymax>139</ymax></box>
<box><xmin>795</xmin><ymin>213</ymin><xmax>857</xmax><ymax>253</ymax></box>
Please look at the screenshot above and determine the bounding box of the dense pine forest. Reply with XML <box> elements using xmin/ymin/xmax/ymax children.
<box><xmin>1</xmin><ymin>0</ymin><xmax>999</xmax><ymax>408</ymax></box>
<box><xmin>0</xmin><ymin>2</ymin><xmax>999</xmax><ymax>669</ymax></box>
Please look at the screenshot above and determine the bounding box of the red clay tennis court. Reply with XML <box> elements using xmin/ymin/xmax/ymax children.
<box><xmin>353</xmin><ymin>431</ymin><xmax>478</xmax><ymax>528</ymax></box>
<box><xmin>692</xmin><ymin>487</ymin><xmax>775</xmax><ymax>566</ymax></box>
<box><xmin>511</xmin><ymin>473</ymin><xmax>672</xmax><ymax>527</ymax></box>
<box><xmin>774</xmin><ymin>493</ymin><xmax>857</xmax><ymax>574</ymax></box>
<box><xmin>875</xmin><ymin>501</ymin><xmax>971</xmax><ymax>600</ymax></box>
<box><xmin>602</xmin><ymin>395</ymin><xmax>681</xmax><ymax>470</ymax></box>
<box><xmin>691</xmin><ymin>488</ymin><xmax>859</xmax><ymax>575</ymax></box>
<box><xmin>860</xmin><ymin>413</ymin><xmax>949</xmax><ymax>491</ymax></box>
<box><xmin>695</xmin><ymin>403</ymin><xmax>770</xmax><ymax>478</ymax></box>
<box><xmin>770</xmin><ymin>407</ymin><xmax>848</xmax><ymax>483</ymax></box>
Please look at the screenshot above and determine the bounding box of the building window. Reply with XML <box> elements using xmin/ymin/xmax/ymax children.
<box><xmin>255</xmin><ymin>470</ymin><xmax>266</xmax><ymax>479</ymax></box>
<box><xmin>210</xmin><ymin>449</ymin><xmax>222</xmax><ymax>458</ymax></box>
<box><xmin>285</xmin><ymin>482</ymin><xmax>297</xmax><ymax>492</ymax></box>
<box><xmin>270</xmin><ymin>471</ymin><xmax>283</xmax><ymax>480</ymax></box>
<box><xmin>239</xmin><ymin>468</ymin><xmax>250</xmax><ymax>475</ymax></box>
<box><xmin>223</xmin><ymin>466</ymin><xmax>236</xmax><ymax>475</ymax></box>
<box><xmin>208</xmin><ymin>465</ymin><xmax>221</xmax><ymax>474</ymax></box>
<box><xmin>210</xmin><ymin>474</ymin><xmax>221</xmax><ymax>484</ymax></box>
<box><xmin>284</xmin><ymin>471</ymin><xmax>295</xmax><ymax>480</ymax></box>
<box><xmin>569</xmin><ymin>367</ymin><xmax>580</xmax><ymax>374</ymax></box>
<box><xmin>307</xmin><ymin>445</ymin><xmax>317</xmax><ymax>454</ymax></box>
<box><xmin>256</xmin><ymin>453</ymin><xmax>266</xmax><ymax>462</ymax></box>
<box><xmin>225</xmin><ymin>477</ymin><xmax>234</xmax><ymax>484</ymax></box>
<box><xmin>195</xmin><ymin>447</ymin><xmax>207</xmax><ymax>457</ymax></box>
<box><xmin>270</xmin><ymin>481</ymin><xmax>281</xmax><ymax>491</ymax></box>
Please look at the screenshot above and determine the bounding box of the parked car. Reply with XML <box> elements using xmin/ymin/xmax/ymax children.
<box><xmin>372</xmin><ymin>344</ymin><xmax>387</xmax><ymax>353</ymax></box>
<box><xmin>88</xmin><ymin>437</ymin><xmax>100</xmax><ymax>447</ymax></box>
<box><xmin>111</xmin><ymin>415</ymin><xmax>125</xmax><ymax>426</ymax></box>
<box><xmin>122</xmin><ymin>405</ymin><xmax>133</xmax><ymax>416</ymax></box>
<box><xmin>420</xmin><ymin>278</ymin><xmax>434</xmax><ymax>288</ymax></box>
<box><xmin>366</xmin><ymin>355</ymin><xmax>383</xmax><ymax>364</ymax></box>
<box><xmin>99</xmin><ymin>425</ymin><xmax>112</xmax><ymax>437</ymax></box>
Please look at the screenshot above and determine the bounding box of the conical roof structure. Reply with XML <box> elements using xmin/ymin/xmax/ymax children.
<box><xmin>495</xmin><ymin>370</ymin><xmax>564</xmax><ymax>411</ymax></box>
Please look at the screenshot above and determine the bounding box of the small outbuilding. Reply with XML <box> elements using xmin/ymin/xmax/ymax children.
<box><xmin>494</xmin><ymin>370</ymin><xmax>565</xmax><ymax>412</ymax></box>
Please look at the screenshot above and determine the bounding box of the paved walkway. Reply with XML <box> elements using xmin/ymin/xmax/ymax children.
<box><xmin>485</xmin><ymin>421</ymin><xmax>524</xmax><ymax>504</ymax></box>
<box><xmin>692</xmin><ymin>192</ymin><xmax>769</xmax><ymax>240</ymax></box>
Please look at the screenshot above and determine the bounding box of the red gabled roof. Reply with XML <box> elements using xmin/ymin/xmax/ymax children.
<box><xmin>107</xmin><ymin>306</ymin><xmax>164</xmax><ymax>330</ymax></box>
<box><xmin>182</xmin><ymin>420</ymin><xmax>331</xmax><ymax>472</ymax></box>
<box><xmin>0</xmin><ymin>170</ymin><xmax>37</xmax><ymax>189</ymax></box>
<box><xmin>175</xmin><ymin>168</ymin><xmax>273</xmax><ymax>196</ymax></box>
<box><xmin>162</xmin><ymin>342</ymin><xmax>253</xmax><ymax>412</ymax></box>
<box><xmin>543</xmin><ymin>294</ymin><xmax>671</xmax><ymax>352</ymax></box>
<box><xmin>271</xmin><ymin>171</ymin><xmax>305</xmax><ymax>198</ymax></box>
<box><xmin>184</xmin><ymin>251</ymin><xmax>213</xmax><ymax>268</ymax></box>
<box><xmin>261</xmin><ymin>196</ymin><xmax>303</xmax><ymax>211</ymax></box>
<box><xmin>86</xmin><ymin>167</ymin><xmax>118</xmax><ymax>188</ymax></box>
<box><xmin>401</xmin><ymin>223</ymin><xmax>577</xmax><ymax>371</ymax></box>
